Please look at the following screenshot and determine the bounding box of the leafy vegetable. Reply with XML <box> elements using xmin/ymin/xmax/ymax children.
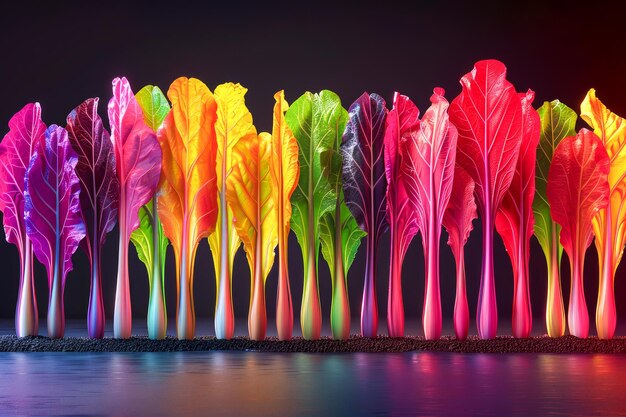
<box><xmin>581</xmin><ymin>89</ymin><xmax>626</xmax><ymax>339</ymax></box>
<box><xmin>108</xmin><ymin>77</ymin><xmax>162</xmax><ymax>339</ymax></box>
<box><xmin>443</xmin><ymin>166</ymin><xmax>477</xmax><ymax>340</ymax></box>
<box><xmin>547</xmin><ymin>128</ymin><xmax>610</xmax><ymax>338</ymax></box>
<box><xmin>319</xmin><ymin>100</ymin><xmax>362</xmax><ymax>340</ymax></box>
<box><xmin>341</xmin><ymin>92</ymin><xmax>388</xmax><ymax>337</ymax></box>
<box><xmin>158</xmin><ymin>77</ymin><xmax>218</xmax><ymax>339</ymax></box>
<box><xmin>66</xmin><ymin>97</ymin><xmax>118</xmax><ymax>339</ymax></box>
<box><xmin>227</xmin><ymin>132</ymin><xmax>277</xmax><ymax>340</ymax></box>
<box><xmin>402</xmin><ymin>88</ymin><xmax>457</xmax><ymax>340</ymax></box>
<box><xmin>384</xmin><ymin>92</ymin><xmax>420</xmax><ymax>338</ymax></box>
<box><xmin>208</xmin><ymin>82</ymin><xmax>256</xmax><ymax>340</ymax></box>
<box><xmin>268</xmin><ymin>91</ymin><xmax>299</xmax><ymax>340</ymax></box>
<box><xmin>130</xmin><ymin>85</ymin><xmax>171</xmax><ymax>340</ymax></box>
<box><xmin>24</xmin><ymin>125</ymin><xmax>86</xmax><ymax>338</ymax></box>
<box><xmin>494</xmin><ymin>90</ymin><xmax>540</xmax><ymax>338</ymax></box>
<box><xmin>449</xmin><ymin>59</ymin><xmax>524</xmax><ymax>339</ymax></box>
<box><xmin>534</xmin><ymin>100</ymin><xmax>576</xmax><ymax>337</ymax></box>
<box><xmin>285</xmin><ymin>90</ymin><xmax>344</xmax><ymax>340</ymax></box>
<box><xmin>0</xmin><ymin>103</ymin><xmax>45</xmax><ymax>337</ymax></box>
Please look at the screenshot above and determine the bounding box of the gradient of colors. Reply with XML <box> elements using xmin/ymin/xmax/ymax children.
<box><xmin>0</xmin><ymin>59</ymin><xmax>624</xmax><ymax>341</ymax></box>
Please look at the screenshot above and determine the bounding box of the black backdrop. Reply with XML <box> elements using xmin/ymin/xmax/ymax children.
<box><xmin>1</xmin><ymin>1</ymin><xmax>625</xmax><ymax>335</ymax></box>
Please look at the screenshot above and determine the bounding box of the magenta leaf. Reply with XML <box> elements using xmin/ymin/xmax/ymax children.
<box><xmin>402</xmin><ymin>87</ymin><xmax>457</xmax><ymax>340</ymax></box>
<box><xmin>0</xmin><ymin>103</ymin><xmax>46</xmax><ymax>337</ymax></box>
<box><xmin>108</xmin><ymin>77</ymin><xmax>162</xmax><ymax>338</ymax></box>
<box><xmin>341</xmin><ymin>92</ymin><xmax>388</xmax><ymax>337</ymax></box>
<box><xmin>449</xmin><ymin>59</ymin><xmax>524</xmax><ymax>339</ymax></box>
<box><xmin>384</xmin><ymin>92</ymin><xmax>420</xmax><ymax>337</ymax></box>
<box><xmin>66</xmin><ymin>97</ymin><xmax>119</xmax><ymax>338</ymax></box>
<box><xmin>24</xmin><ymin>124</ymin><xmax>86</xmax><ymax>338</ymax></box>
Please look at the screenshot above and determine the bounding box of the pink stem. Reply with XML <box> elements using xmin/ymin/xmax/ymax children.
<box><xmin>512</xmin><ymin>245</ymin><xmax>532</xmax><ymax>338</ymax></box>
<box><xmin>454</xmin><ymin>247</ymin><xmax>469</xmax><ymax>340</ymax></box>
<box><xmin>568</xmin><ymin>250</ymin><xmax>589</xmax><ymax>338</ymax></box>
<box><xmin>387</xmin><ymin>225</ymin><xmax>404</xmax><ymax>338</ymax></box>
<box><xmin>422</xmin><ymin>224</ymin><xmax>442</xmax><ymax>340</ymax></box>
<box><xmin>16</xmin><ymin>239</ymin><xmax>38</xmax><ymax>337</ymax></box>
<box><xmin>477</xmin><ymin>211</ymin><xmax>498</xmax><ymax>339</ymax></box>
<box><xmin>114</xmin><ymin>211</ymin><xmax>132</xmax><ymax>339</ymax></box>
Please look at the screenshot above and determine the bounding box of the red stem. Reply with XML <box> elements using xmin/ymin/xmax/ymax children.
<box><xmin>387</xmin><ymin>225</ymin><xmax>404</xmax><ymax>338</ymax></box>
<box><xmin>453</xmin><ymin>247</ymin><xmax>469</xmax><ymax>340</ymax></box>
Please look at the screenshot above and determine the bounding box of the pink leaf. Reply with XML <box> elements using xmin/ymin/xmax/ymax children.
<box><xmin>402</xmin><ymin>87</ymin><xmax>457</xmax><ymax>340</ymax></box>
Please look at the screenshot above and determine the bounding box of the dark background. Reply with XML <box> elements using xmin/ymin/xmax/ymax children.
<box><xmin>1</xmin><ymin>1</ymin><xmax>625</xmax><ymax>335</ymax></box>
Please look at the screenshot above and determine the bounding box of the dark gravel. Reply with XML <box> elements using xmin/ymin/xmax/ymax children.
<box><xmin>1</xmin><ymin>335</ymin><xmax>626</xmax><ymax>353</ymax></box>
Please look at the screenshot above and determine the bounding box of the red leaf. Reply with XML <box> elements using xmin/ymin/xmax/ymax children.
<box><xmin>547</xmin><ymin>128</ymin><xmax>610</xmax><ymax>337</ymax></box>
<box><xmin>449</xmin><ymin>59</ymin><xmax>524</xmax><ymax>339</ymax></box>
<box><xmin>384</xmin><ymin>92</ymin><xmax>420</xmax><ymax>337</ymax></box>
<box><xmin>494</xmin><ymin>90</ymin><xmax>540</xmax><ymax>337</ymax></box>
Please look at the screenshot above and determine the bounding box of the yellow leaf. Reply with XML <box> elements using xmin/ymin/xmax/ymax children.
<box><xmin>208</xmin><ymin>82</ymin><xmax>257</xmax><ymax>339</ymax></box>
<box><xmin>227</xmin><ymin>132</ymin><xmax>278</xmax><ymax>283</ymax></box>
<box><xmin>583</xmin><ymin>89</ymin><xmax>626</xmax><ymax>273</ymax></box>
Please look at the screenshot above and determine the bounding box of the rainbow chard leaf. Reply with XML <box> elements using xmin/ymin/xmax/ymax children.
<box><xmin>443</xmin><ymin>166</ymin><xmax>477</xmax><ymax>340</ymax></box>
<box><xmin>24</xmin><ymin>125</ymin><xmax>86</xmax><ymax>339</ymax></box>
<box><xmin>402</xmin><ymin>88</ymin><xmax>457</xmax><ymax>340</ymax></box>
<box><xmin>66</xmin><ymin>98</ymin><xmax>118</xmax><ymax>339</ymax></box>
<box><xmin>581</xmin><ymin>89</ymin><xmax>626</xmax><ymax>340</ymax></box>
<box><xmin>130</xmin><ymin>85</ymin><xmax>171</xmax><ymax>340</ymax></box>
<box><xmin>269</xmin><ymin>91</ymin><xmax>300</xmax><ymax>341</ymax></box>
<box><xmin>534</xmin><ymin>100</ymin><xmax>576</xmax><ymax>337</ymax></box>
<box><xmin>227</xmin><ymin>132</ymin><xmax>277</xmax><ymax>340</ymax></box>
<box><xmin>108</xmin><ymin>77</ymin><xmax>162</xmax><ymax>339</ymax></box>
<box><xmin>494</xmin><ymin>90</ymin><xmax>540</xmax><ymax>338</ymax></box>
<box><xmin>341</xmin><ymin>92</ymin><xmax>388</xmax><ymax>338</ymax></box>
<box><xmin>547</xmin><ymin>128</ymin><xmax>610</xmax><ymax>338</ymax></box>
<box><xmin>0</xmin><ymin>103</ymin><xmax>46</xmax><ymax>337</ymax></box>
<box><xmin>319</xmin><ymin>102</ymin><xmax>363</xmax><ymax>340</ymax></box>
<box><xmin>449</xmin><ymin>59</ymin><xmax>524</xmax><ymax>339</ymax></box>
<box><xmin>384</xmin><ymin>92</ymin><xmax>420</xmax><ymax>338</ymax></box>
<box><xmin>286</xmin><ymin>90</ymin><xmax>345</xmax><ymax>340</ymax></box>
<box><xmin>209</xmin><ymin>83</ymin><xmax>256</xmax><ymax>340</ymax></box>
<box><xmin>158</xmin><ymin>77</ymin><xmax>218</xmax><ymax>340</ymax></box>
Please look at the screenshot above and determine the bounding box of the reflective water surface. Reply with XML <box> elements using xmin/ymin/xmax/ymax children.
<box><xmin>0</xmin><ymin>351</ymin><xmax>625</xmax><ymax>416</ymax></box>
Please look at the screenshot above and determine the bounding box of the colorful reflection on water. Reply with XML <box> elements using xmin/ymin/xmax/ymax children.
<box><xmin>0</xmin><ymin>351</ymin><xmax>625</xmax><ymax>416</ymax></box>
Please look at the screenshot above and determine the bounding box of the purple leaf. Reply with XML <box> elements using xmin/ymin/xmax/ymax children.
<box><xmin>66</xmin><ymin>97</ymin><xmax>118</xmax><ymax>338</ymax></box>
<box><xmin>67</xmin><ymin>98</ymin><xmax>118</xmax><ymax>258</ymax></box>
<box><xmin>24</xmin><ymin>124</ymin><xmax>86</xmax><ymax>286</ymax></box>
<box><xmin>341</xmin><ymin>92</ymin><xmax>388</xmax><ymax>337</ymax></box>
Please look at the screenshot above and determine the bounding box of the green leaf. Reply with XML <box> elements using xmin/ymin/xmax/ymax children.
<box><xmin>136</xmin><ymin>85</ymin><xmax>170</xmax><ymax>131</ymax></box>
<box><xmin>533</xmin><ymin>100</ymin><xmax>576</xmax><ymax>257</ymax></box>
<box><xmin>318</xmin><ymin>113</ymin><xmax>364</xmax><ymax>283</ymax></box>
<box><xmin>131</xmin><ymin>85</ymin><xmax>171</xmax><ymax>284</ymax></box>
<box><xmin>285</xmin><ymin>90</ymin><xmax>347</xmax><ymax>264</ymax></box>
<box><xmin>130</xmin><ymin>199</ymin><xmax>169</xmax><ymax>283</ymax></box>
<box><xmin>320</xmin><ymin>200</ymin><xmax>366</xmax><ymax>280</ymax></box>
